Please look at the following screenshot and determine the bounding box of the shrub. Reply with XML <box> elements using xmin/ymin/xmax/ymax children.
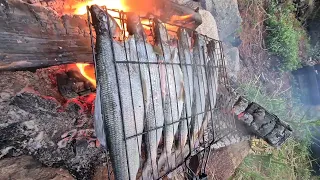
<box><xmin>266</xmin><ymin>1</ymin><xmax>308</xmax><ymax>71</ymax></box>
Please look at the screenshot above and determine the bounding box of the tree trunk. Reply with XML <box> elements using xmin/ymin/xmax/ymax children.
<box><xmin>0</xmin><ymin>0</ymin><xmax>93</xmax><ymax>71</ymax></box>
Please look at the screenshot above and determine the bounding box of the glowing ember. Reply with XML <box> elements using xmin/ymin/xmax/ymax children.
<box><xmin>76</xmin><ymin>63</ymin><xmax>96</xmax><ymax>87</ymax></box>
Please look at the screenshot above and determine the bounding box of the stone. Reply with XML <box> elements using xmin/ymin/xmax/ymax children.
<box><xmin>196</xmin><ymin>9</ymin><xmax>219</xmax><ymax>40</ymax></box>
<box><xmin>208</xmin><ymin>0</ymin><xmax>242</xmax><ymax>42</ymax></box>
<box><xmin>224</xmin><ymin>47</ymin><xmax>240</xmax><ymax>80</ymax></box>
<box><xmin>206</xmin><ymin>141</ymin><xmax>250</xmax><ymax>180</ymax></box>
<box><xmin>0</xmin><ymin>156</ymin><xmax>74</xmax><ymax>180</ymax></box>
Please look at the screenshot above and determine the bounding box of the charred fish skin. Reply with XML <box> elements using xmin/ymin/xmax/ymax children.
<box><xmin>190</xmin><ymin>33</ymin><xmax>207</xmax><ymax>148</ymax></box>
<box><xmin>177</xmin><ymin>28</ymin><xmax>194</xmax><ymax>153</ymax></box>
<box><xmin>154</xmin><ymin>20</ymin><xmax>184</xmax><ymax>171</ymax></box>
<box><xmin>91</xmin><ymin>5</ymin><xmax>143</xmax><ymax>180</ymax></box>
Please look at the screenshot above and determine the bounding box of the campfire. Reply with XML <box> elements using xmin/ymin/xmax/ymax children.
<box><xmin>0</xmin><ymin>0</ymin><xmax>226</xmax><ymax>179</ymax></box>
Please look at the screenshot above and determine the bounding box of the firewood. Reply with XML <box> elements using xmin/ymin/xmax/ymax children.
<box><xmin>0</xmin><ymin>0</ymin><xmax>93</xmax><ymax>71</ymax></box>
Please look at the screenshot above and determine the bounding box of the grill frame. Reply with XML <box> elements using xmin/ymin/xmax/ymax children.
<box><xmin>87</xmin><ymin>6</ymin><xmax>233</xmax><ymax>179</ymax></box>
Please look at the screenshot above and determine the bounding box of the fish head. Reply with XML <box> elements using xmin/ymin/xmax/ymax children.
<box><xmin>177</xmin><ymin>28</ymin><xmax>191</xmax><ymax>49</ymax></box>
<box><xmin>126</xmin><ymin>12</ymin><xmax>146</xmax><ymax>40</ymax></box>
<box><xmin>154</xmin><ymin>18</ymin><xmax>169</xmax><ymax>46</ymax></box>
<box><xmin>90</xmin><ymin>5</ymin><xmax>121</xmax><ymax>37</ymax></box>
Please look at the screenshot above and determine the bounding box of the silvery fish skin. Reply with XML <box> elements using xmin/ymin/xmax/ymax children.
<box><xmin>126</xmin><ymin>14</ymin><xmax>165</xmax><ymax>179</ymax></box>
<box><xmin>154</xmin><ymin>20</ymin><xmax>184</xmax><ymax>171</ymax></box>
<box><xmin>177</xmin><ymin>28</ymin><xmax>194</xmax><ymax>154</ymax></box>
<box><xmin>190</xmin><ymin>33</ymin><xmax>207</xmax><ymax>148</ymax></box>
<box><xmin>196</xmin><ymin>40</ymin><xmax>219</xmax><ymax>146</ymax></box>
<box><xmin>91</xmin><ymin>5</ymin><xmax>144</xmax><ymax>180</ymax></box>
<box><xmin>204</xmin><ymin>41</ymin><xmax>219</xmax><ymax>131</ymax></box>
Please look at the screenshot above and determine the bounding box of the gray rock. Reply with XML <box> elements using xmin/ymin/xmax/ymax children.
<box><xmin>208</xmin><ymin>0</ymin><xmax>242</xmax><ymax>42</ymax></box>
<box><xmin>196</xmin><ymin>9</ymin><xmax>219</xmax><ymax>40</ymax></box>
<box><xmin>225</xmin><ymin>47</ymin><xmax>240</xmax><ymax>80</ymax></box>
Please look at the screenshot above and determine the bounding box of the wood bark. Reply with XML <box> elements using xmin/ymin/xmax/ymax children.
<box><xmin>0</xmin><ymin>0</ymin><xmax>93</xmax><ymax>71</ymax></box>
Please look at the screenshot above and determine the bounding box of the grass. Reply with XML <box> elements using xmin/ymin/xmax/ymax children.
<box><xmin>266</xmin><ymin>0</ymin><xmax>308</xmax><ymax>71</ymax></box>
<box><xmin>232</xmin><ymin>76</ymin><xmax>320</xmax><ymax>179</ymax></box>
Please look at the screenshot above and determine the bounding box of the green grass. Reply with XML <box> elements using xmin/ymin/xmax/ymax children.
<box><xmin>266</xmin><ymin>0</ymin><xmax>308</xmax><ymax>71</ymax></box>
<box><xmin>232</xmin><ymin>76</ymin><xmax>320</xmax><ymax>180</ymax></box>
<box><xmin>233</xmin><ymin>139</ymin><xmax>313</xmax><ymax>180</ymax></box>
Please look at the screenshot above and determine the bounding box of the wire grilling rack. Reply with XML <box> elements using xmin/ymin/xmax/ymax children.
<box><xmin>86</xmin><ymin>5</ymin><xmax>239</xmax><ymax>180</ymax></box>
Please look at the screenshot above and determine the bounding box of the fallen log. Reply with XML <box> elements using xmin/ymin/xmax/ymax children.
<box><xmin>0</xmin><ymin>0</ymin><xmax>93</xmax><ymax>71</ymax></box>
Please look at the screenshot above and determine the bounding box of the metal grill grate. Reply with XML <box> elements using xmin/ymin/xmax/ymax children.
<box><xmin>87</xmin><ymin>5</ymin><xmax>235</xmax><ymax>179</ymax></box>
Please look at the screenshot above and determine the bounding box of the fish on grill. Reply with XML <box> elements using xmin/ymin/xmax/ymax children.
<box><xmin>196</xmin><ymin>40</ymin><xmax>219</xmax><ymax>145</ymax></box>
<box><xmin>176</xmin><ymin>28</ymin><xmax>194</xmax><ymax>155</ymax></box>
<box><xmin>127</xmin><ymin>13</ymin><xmax>165</xmax><ymax>179</ymax></box>
<box><xmin>154</xmin><ymin>19</ymin><xmax>185</xmax><ymax>172</ymax></box>
<box><xmin>190</xmin><ymin>33</ymin><xmax>208</xmax><ymax>149</ymax></box>
<box><xmin>91</xmin><ymin>5</ymin><xmax>145</xmax><ymax>180</ymax></box>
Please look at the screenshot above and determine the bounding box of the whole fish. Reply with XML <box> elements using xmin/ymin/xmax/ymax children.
<box><xmin>196</xmin><ymin>40</ymin><xmax>219</xmax><ymax>146</ymax></box>
<box><xmin>176</xmin><ymin>28</ymin><xmax>194</xmax><ymax>156</ymax></box>
<box><xmin>190</xmin><ymin>33</ymin><xmax>207</xmax><ymax>149</ymax></box>
<box><xmin>91</xmin><ymin>5</ymin><xmax>144</xmax><ymax>180</ymax></box>
<box><xmin>127</xmin><ymin>13</ymin><xmax>165</xmax><ymax>179</ymax></box>
<box><xmin>155</xmin><ymin>20</ymin><xmax>184</xmax><ymax>172</ymax></box>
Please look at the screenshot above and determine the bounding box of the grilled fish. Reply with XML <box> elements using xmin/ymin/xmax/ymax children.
<box><xmin>126</xmin><ymin>13</ymin><xmax>165</xmax><ymax>179</ymax></box>
<box><xmin>154</xmin><ymin>20</ymin><xmax>184</xmax><ymax>171</ymax></box>
<box><xmin>190</xmin><ymin>33</ymin><xmax>207</xmax><ymax>149</ymax></box>
<box><xmin>196</xmin><ymin>40</ymin><xmax>219</xmax><ymax>146</ymax></box>
<box><xmin>91</xmin><ymin>5</ymin><xmax>144</xmax><ymax>180</ymax></box>
<box><xmin>204</xmin><ymin>40</ymin><xmax>219</xmax><ymax>130</ymax></box>
<box><xmin>176</xmin><ymin>28</ymin><xmax>194</xmax><ymax>154</ymax></box>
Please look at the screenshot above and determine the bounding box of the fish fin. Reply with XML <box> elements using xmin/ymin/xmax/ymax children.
<box><xmin>153</xmin><ymin>45</ymin><xmax>163</xmax><ymax>55</ymax></box>
<box><xmin>178</xmin><ymin>81</ymin><xmax>185</xmax><ymax>102</ymax></box>
<box><xmin>170</xmin><ymin>48</ymin><xmax>178</xmax><ymax>63</ymax></box>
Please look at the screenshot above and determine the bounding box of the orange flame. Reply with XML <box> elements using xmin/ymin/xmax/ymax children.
<box><xmin>73</xmin><ymin>0</ymin><xmax>156</xmax><ymax>15</ymax></box>
<box><xmin>76</xmin><ymin>63</ymin><xmax>96</xmax><ymax>87</ymax></box>
<box><xmin>169</xmin><ymin>14</ymin><xmax>193</xmax><ymax>23</ymax></box>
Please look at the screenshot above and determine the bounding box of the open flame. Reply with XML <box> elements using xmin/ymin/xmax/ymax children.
<box><xmin>71</xmin><ymin>1</ymin><xmax>195</xmax><ymax>85</ymax></box>
<box><xmin>73</xmin><ymin>0</ymin><xmax>156</xmax><ymax>15</ymax></box>
<box><xmin>76</xmin><ymin>63</ymin><xmax>96</xmax><ymax>87</ymax></box>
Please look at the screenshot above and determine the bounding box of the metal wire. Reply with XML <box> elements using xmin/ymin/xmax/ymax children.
<box><xmin>87</xmin><ymin>6</ymin><xmax>233</xmax><ymax>179</ymax></box>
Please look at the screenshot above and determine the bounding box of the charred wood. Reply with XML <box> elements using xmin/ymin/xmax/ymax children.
<box><xmin>0</xmin><ymin>0</ymin><xmax>93</xmax><ymax>71</ymax></box>
<box><xmin>233</xmin><ymin>97</ymin><xmax>293</xmax><ymax>147</ymax></box>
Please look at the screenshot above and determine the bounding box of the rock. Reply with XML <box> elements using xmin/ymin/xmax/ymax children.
<box><xmin>0</xmin><ymin>155</ymin><xmax>74</xmax><ymax>180</ymax></box>
<box><xmin>224</xmin><ymin>47</ymin><xmax>240</xmax><ymax>80</ymax></box>
<box><xmin>196</xmin><ymin>9</ymin><xmax>219</xmax><ymax>40</ymax></box>
<box><xmin>208</xmin><ymin>0</ymin><xmax>242</xmax><ymax>43</ymax></box>
<box><xmin>206</xmin><ymin>141</ymin><xmax>251</xmax><ymax>180</ymax></box>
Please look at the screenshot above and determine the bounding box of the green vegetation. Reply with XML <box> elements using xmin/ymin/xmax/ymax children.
<box><xmin>232</xmin><ymin>77</ymin><xmax>320</xmax><ymax>179</ymax></box>
<box><xmin>266</xmin><ymin>0</ymin><xmax>308</xmax><ymax>71</ymax></box>
<box><xmin>234</xmin><ymin>139</ymin><xmax>312</xmax><ymax>180</ymax></box>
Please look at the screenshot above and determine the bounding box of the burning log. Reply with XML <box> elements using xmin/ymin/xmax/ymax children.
<box><xmin>0</xmin><ymin>0</ymin><xmax>92</xmax><ymax>71</ymax></box>
<box><xmin>233</xmin><ymin>96</ymin><xmax>293</xmax><ymax>147</ymax></box>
